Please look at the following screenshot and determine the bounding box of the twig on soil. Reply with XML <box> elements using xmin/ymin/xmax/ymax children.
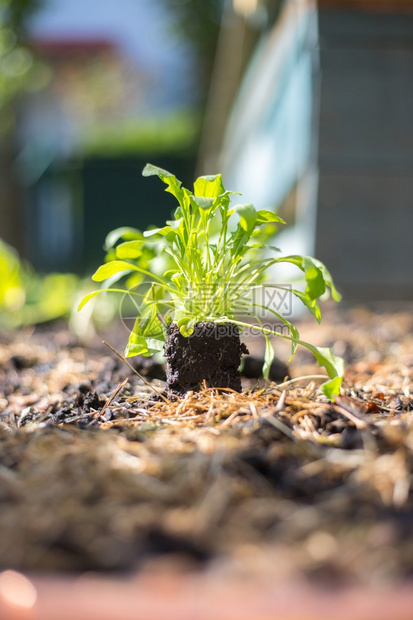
<box><xmin>334</xmin><ymin>396</ymin><xmax>369</xmax><ymax>430</ymax></box>
<box><xmin>273</xmin><ymin>390</ymin><xmax>287</xmax><ymax>413</ymax></box>
<box><xmin>263</xmin><ymin>413</ymin><xmax>294</xmax><ymax>440</ymax></box>
<box><xmin>276</xmin><ymin>375</ymin><xmax>329</xmax><ymax>390</ymax></box>
<box><xmin>98</xmin><ymin>377</ymin><xmax>129</xmax><ymax>418</ymax></box>
<box><xmin>102</xmin><ymin>340</ymin><xmax>170</xmax><ymax>404</ymax></box>
<box><xmin>249</xmin><ymin>402</ymin><xmax>259</xmax><ymax>418</ymax></box>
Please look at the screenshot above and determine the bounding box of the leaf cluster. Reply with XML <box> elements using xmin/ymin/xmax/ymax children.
<box><xmin>80</xmin><ymin>164</ymin><xmax>344</xmax><ymax>398</ymax></box>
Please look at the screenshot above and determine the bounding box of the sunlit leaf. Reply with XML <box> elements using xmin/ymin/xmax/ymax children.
<box><xmin>104</xmin><ymin>227</ymin><xmax>142</xmax><ymax>250</ymax></box>
<box><xmin>191</xmin><ymin>195</ymin><xmax>214</xmax><ymax>210</ymax></box>
<box><xmin>311</xmin><ymin>258</ymin><xmax>342</xmax><ymax>302</ymax></box>
<box><xmin>262</xmin><ymin>334</ymin><xmax>275</xmax><ymax>380</ymax></box>
<box><xmin>143</xmin><ymin>218</ymin><xmax>182</xmax><ymax>240</ymax></box>
<box><xmin>78</xmin><ymin>287</ymin><xmax>139</xmax><ymax>311</ymax></box>
<box><xmin>142</xmin><ymin>163</ymin><xmax>184</xmax><ymax>205</ymax></box>
<box><xmin>92</xmin><ymin>261</ymin><xmax>136</xmax><ymax>282</ymax></box>
<box><xmin>194</xmin><ymin>174</ymin><xmax>225</xmax><ymax>198</ymax></box>
<box><xmin>275</xmin><ymin>255</ymin><xmax>326</xmax><ymax>300</ymax></box>
<box><xmin>179</xmin><ymin>318</ymin><xmax>195</xmax><ymax>337</ymax></box>
<box><xmin>116</xmin><ymin>240</ymin><xmax>144</xmax><ymax>259</ymax></box>
<box><xmin>233</xmin><ymin>203</ymin><xmax>257</xmax><ymax>234</ymax></box>
<box><xmin>255</xmin><ymin>210</ymin><xmax>286</xmax><ymax>225</ymax></box>
<box><xmin>290</xmin><ymin>288</ymin><xmax>322</xmax><ymax>323</ymax></box>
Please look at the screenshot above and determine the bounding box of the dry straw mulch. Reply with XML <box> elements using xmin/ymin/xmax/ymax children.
<box><xmin>1</xmin><ymin>306</ymin><xmax>413</xmax><ymax>586</ymax></box>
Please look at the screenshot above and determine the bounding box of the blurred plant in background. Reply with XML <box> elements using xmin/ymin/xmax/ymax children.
<box><xmin>0</xmin><ymin>238</ymin><xmax>24</xmax><ymax>314</ymax></box>
<box><xmin>0</xmin><ymin>237</ymin><xmax>118</xmax><ymax>332</ymax></box>
<box><xmin>0</xmin><ymin>237</ymin><xmax>76</xmax><ymax>327</ymax></box>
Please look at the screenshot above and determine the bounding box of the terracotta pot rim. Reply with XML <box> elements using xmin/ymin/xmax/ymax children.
<box><xmin>2</xmin><ymin>570</ymin><xmax>413</xmax><ymax>620</ymax></box>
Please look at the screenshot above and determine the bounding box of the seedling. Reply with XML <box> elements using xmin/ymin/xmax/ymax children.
<box><xmin>79</xmin><ymin>164</ymin><xmax>344</xmax><ymax>398</ymax></box>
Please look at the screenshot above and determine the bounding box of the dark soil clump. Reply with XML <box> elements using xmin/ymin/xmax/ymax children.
<box><xmin>165</xmin><ymin>322</ymin><xmax>248</xmax><ymax>396</ymax></box>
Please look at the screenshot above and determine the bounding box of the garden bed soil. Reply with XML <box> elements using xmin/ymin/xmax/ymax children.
<box><xmin>1</xmin><ymin>305</ymin><xmax>413</xmax><ymax>597</ymax></box>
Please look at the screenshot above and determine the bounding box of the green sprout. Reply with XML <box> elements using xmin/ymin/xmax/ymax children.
<box><xmin>79</xmin><ymin>164</ymin><xmax>344</xmax><ymax>399</ymax></box>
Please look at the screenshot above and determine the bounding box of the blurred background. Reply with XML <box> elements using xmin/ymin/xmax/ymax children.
<box><xmin>1</xmin><ymin>0</ymin><xmax>413</xmax><ymax>329</ymax></box>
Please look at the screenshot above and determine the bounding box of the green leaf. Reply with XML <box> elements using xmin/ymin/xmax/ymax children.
<box><xmin>276</xmin><ymin>255</ymin><xmax>326</xmax><ymax>300</ymax></box>
<box><xmin>233</xmin><ymin>203</ymin><xmax>258</xmax><ymax>233</ymax></box>
<box><xmin>229</xmin><ymin>204</ymin><xmax>260</xmax><ymax>259</ymax></box>
<box><xmin>124</xmin><ymin>342</ymin><xmax>149</xmax><ymax>357</ymax></box>
<box><xmin>77</xmin><ymin>289</ymin><xmax>104</xmax><ymax>311</ymax></box>
<box><xmin>143</xmin><ymin>282</ymin><xmax>164</xmax><ymax>305</ymax></box>
<box><xmin>173</xmin><ymin>206</ymin><xmax>183</xmax><ymax>219</ymax></box>
<box><xmin>321</xmin><ymin>375</ymin><xmax>344</xmax><ymax>400</ymax></box>
<box><xmin>124</xmin><ymin>333</ymin><xmax>149</xmax><ymax>357</ymax></box>
<box><xmin>228</xmin><ymin>320</ymin><xmax>344</xmax><ymax>400</ymax></box>
<box><xmin>92</xmin><ymin>261</ymin><xmax>136</xmax><ymax>282</ymax></box>
<box><xmin>194</xmin><ymin>174</ymin><xmax>225</xmax><ymax>198</ymax></box>
<box><xmin>77</xmin><ymin>287</ymin><xmax>134</xmax><ymax>311</ymax></box>
<box><xmin>311</xmin><ymin>258</ymin><xmax>342</xmax><ymax>302</ymax></box>
<box><xmin>177</xmin><ymin>314</ymin><xmax>191</xmax><ymax>328</ymax></box>
<box><xmin>124</xmin><ymin>329</ymin><xmax>165</xmax><ymax>357</ymax></box>
<box><xmin>179</xmin><ymin>319</ymin><xmax>195</xmax><ymax>337</ymax></box>
<box><xmin>143</xmin><ymin>226</ymin><xmax>174</xmax><ymax>238</ymax></box>
<box><xmin>125</xmin><ymin>307</ymin><xmax>165</xmax><ymax>357</ymax></box>
<box><xmin>104</xmin><ymin>227</ymin><xmax>142</xmax><ymax>250</ymax></box>
<box><xmin>125</xmin><ymin>335</ymin><xmax>165</xmax><ymax>357</ymax></box>
<box><xmin>304</xmin><ymin>344</ymin><xmax>344</xmax><ymax>384</ymax></box>
<box><xmin>255</xmin><ymin>210</ymin><xmax>286</xmax><ymax>225</ymax></box>
<box><xmin>143</xmin><ymin>218</ymin><xmax>183</xmax><ymax>239</ymax></box>
<box><xmin>142</xmin><ymin>163</ymin><xmax>174</xmax><ymax>179</ymax></box>
<box><xmin>191</xmin><ymin>195</ymin><xmax>215</xmax><ymax>210</ymax></box>
<box><xmin>116</xmin><ymin>240</ymin><xmax>144</xmax><ymax>259</ymax></box>
<box><xmin>292</xmin><ymin>342</ymin><xmax>344</xmax><ymax>398</ymax></box>
<box><xmin>142</xmin><ymin>163</ymin><xmax>184</xmax><ymax>205</ymax></box>
<box><xmin>302</xmin><ymin>258</ymin><xmax>326</xmax><ymax>299</ymax></box>
<box><xmin>263</xmin><ymin>334</ymin><xmax>275</xmax><ymax>380</ymax></box>
<box><xmin>290</xmin><ymin>288</ymin><xmax>322</xmax><ymax>323</ymax></box>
